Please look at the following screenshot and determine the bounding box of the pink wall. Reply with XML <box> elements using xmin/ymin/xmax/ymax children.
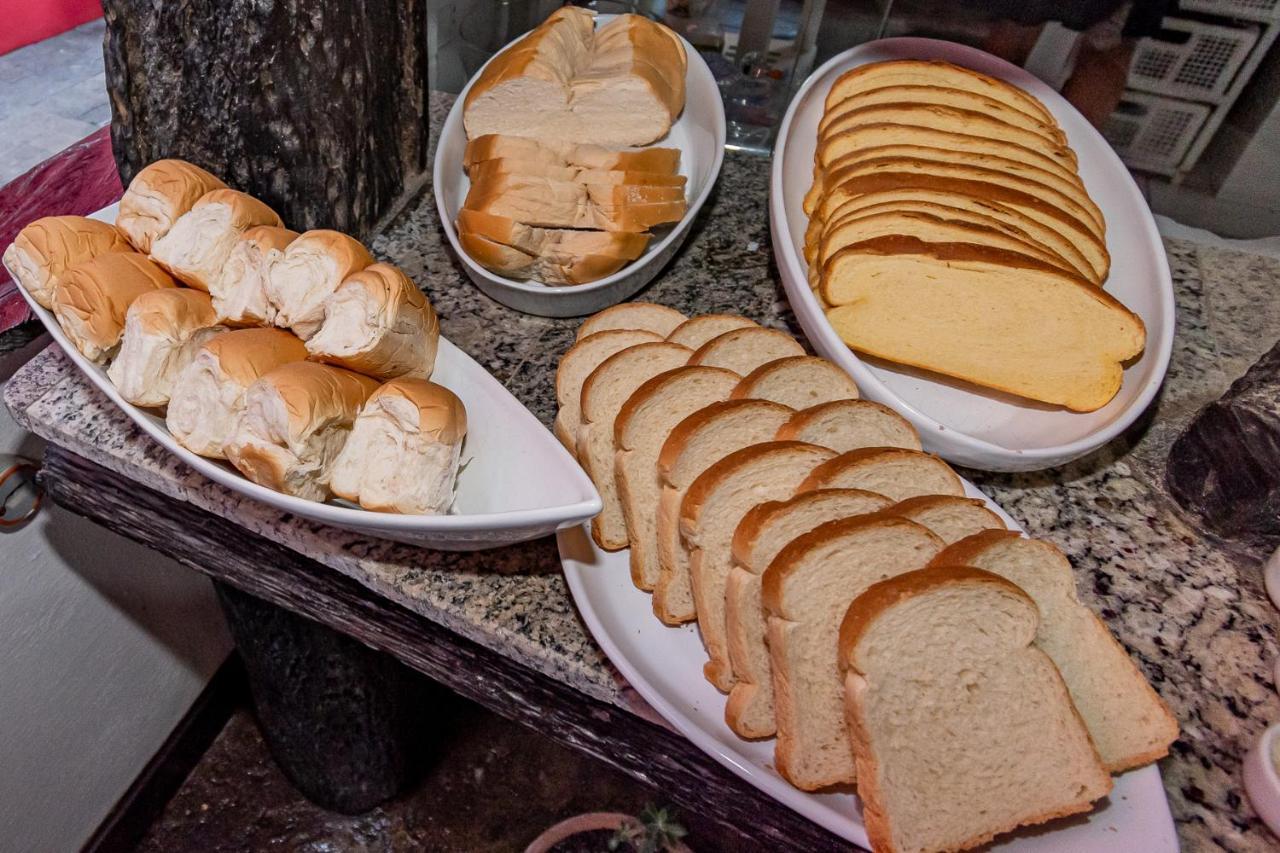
<box><xmin>0</xmin><ymin>0</ymin><xmax>102</xmax><ymax>56</ymax></box>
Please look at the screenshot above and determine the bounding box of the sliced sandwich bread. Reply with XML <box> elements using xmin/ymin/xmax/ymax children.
<box><xmin>840</xmin><ymin>566</ymin><xmax>1111</xmax><ymax>852</ymax></box>
<box><xmin>883</xmin><ymin>495</ymin><xmax>1004</xmax><ymax>543</ymax></box>
<box><xmin>777</xmin><ymin>399</ymin><xmax>921</xmax><ymax>454</ymax></box>
<box><xmin>730</xmin><ymin>355</ymin><xmax>859</xmax><ymax>409</ymax></box>
<box><xmin>555</xmin><ymin>329</ymin><xmax>663</xmax><ymax>452</ymax></box>
<box><xmin>762</xmin><ymin>516</ymin><xmax>943</xmax><ymax>789</ymax></box>
<box><xmin>798</xmin><ymin>447</ymin><xmax>963</xmax><ymax>500</ymax></box>
<box><xmin>666</xmin><ymin>314</ymin><xmax>758</xmax><ymax>348</ymax></box>
<box><xmin>725</xmin><ymin>488</ymin><xmax>892</xmax><ymax>738</ymax></box>
<box><xmin>464</xmin><ymin>134</ymin><xmax>682</xmax><ymax>175</ymax></box>
<box><xmin>688</xmin><ymin>326</ymin><xmax>805</xmax><ymax>375</ymax></box>
<box><xmin>577</xmin><ymin>302</ymin><xmax>687</xmax><ymax>340</ymax></box>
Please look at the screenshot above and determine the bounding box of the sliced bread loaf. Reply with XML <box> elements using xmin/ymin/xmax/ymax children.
<box><xmin>798</xmin><ymin>447</ymin><xmax>962</xmax><ymax>500</ymax></box>
<box><xmin>821</xmin><ymin>239</ymin><xmax>1145</xmax><ymax>411</ymax></box>
<box><xmin>681</xmin><ymin>441</ymin><xmax>836</xmax><ymax>690</ymax></box>
<box><xmin>615</xmin><ymin>366</ymin><xmax>741</xmax><ymax>590</ymax></box>
<box><xmin>458</xmin><ymin>209</ymin><xmax>651</xmax><ymax>260</ymax></box>
<box><xmin>884</xmin><ymin>495</ymin><xmax>1004</xmax><ymax>543</ymax></box>
<box><xmin>464</xmin><ymin>134</ymin><xmax>682</xmax><ymax>175</ymax></box>
<box><xmin>554</xmin><ymin>329</ymin><xmax>663</xmax><ymax>452</ymax></box>
<box><xmin>762</xmin><ymin>516</ymin><xmax>943</xmax><ymax>789</ymax></box>
<box><xmin>931</xmin><ymin>531</ymin><xmax>1179</xmax><ymax>771</ymax></box>
<box><xmin>840</xmin><ymin>565</ymin><xmax>1111</xmax><ymax>853</ymax></box>
<box><xmin>654</xmin><ymin>400</ymin><xmax>795</xmax><ymax>624</ymax></box>
<box><xmin>577</xmin><ymin>302</ymin><xmax>686</xmax><ymax>339</ymax></box>
<box><xmin>688</xmin><ymin>327</ymin><xmax>805</xmax><ymax>376</ymax></box>
<box><xmin>724</xmin><ymin>488</ymin><xmax>892</xmax><ymax>737</ymax></box>
<box><xmin>468</xmin><ymin>158</ymin><xmax>687</xmax><ymax>188</ymax></box>
<box><xmin>777</xmin><ymin>399</ymin><xmax>921</xmax><ymax>454</ymax></box>
<box><xmin>578</xmin><ymin>341</ymin><xmax>692</xmax><ymax>549</ymax></box>
<box><xmin>666</xmin><ymin>314</ymin><xmax>758</xmax><ymax>348</ymax></box>
<box><xmin>729</xmin><ymin>355</ymin><xmax>859</xmax><ymax>409</ymax></box>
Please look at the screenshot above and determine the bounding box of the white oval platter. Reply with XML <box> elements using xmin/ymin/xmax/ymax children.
<box><xmin>771</xmin><ymin>38</ymin><xmax>1176</xmax><ymax>472</ymax></box>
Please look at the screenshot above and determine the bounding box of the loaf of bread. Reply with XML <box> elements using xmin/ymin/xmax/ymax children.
<box><xmin>150</xmin><ymin>189</ymin><xmax>284</xmax><ymax>291</ymax></box>
<box><xmin>225</xmin><ymin>362</ymin><xmax>380</xmax><ymax>501</ymax></box>
<box><xmin>266</xmin><ymin>230</ymin><xmax>374</xmax><ymax>339</ymax></box>
<box><xmin>3</xmin><ymin>216</ymin><xmax>132</xmax><ymax>309</ymax></box>
<box><xmin>463</xmin><ymin>10</ymin><xmax>686</xmax><ymax>147</ymax></box>
<box><xmin>330</xmin><ymin>378</ymin><xmax>467</xmax><ymax>514</ymax></box>
<box><xmin>210</xmin><ymin>225</ymin><xmax>299</xmax><ymax>325</ymax></box>
<box><xmin>116</xmin><ymin>159</ymin><xmax>227</xmax><ymax>253</ymax></box>
<box><xmin>107</xmin><ymin>288</ymin><xmax>224</xmax><ymax>407</ymax></box>
<box><xmin>52</xmin><ymin>253</ymin><xmax>178</xmax><ymax>362</ymax></box>
<box><xmin>306</xmin><ymin>263</ymin><xmax>439</xmax><ymax>380</ymax></box>
<box><xmin>839</xmin><ymin>566</ymin><xmax>1111</xmax><ymax>852</ymax></box>
<box><xmin>166</xmin><ymin>328</ymin><xmax>309</xmax><ymax>458</ymax></box>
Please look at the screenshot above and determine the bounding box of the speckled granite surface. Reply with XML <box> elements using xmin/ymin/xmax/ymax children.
<box><xmin>5</xmin><ymin>93</ymin><xmax>1280</xmax><ymax>850</ymax></box>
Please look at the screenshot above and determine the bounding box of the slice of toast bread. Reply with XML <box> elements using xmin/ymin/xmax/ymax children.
<box><xmin>554</xmin><ymin>329</ymin><xmax>662</xmax><ymax>452</ymax></box>
<box><xmin>730</xmin><ymin>355</ymin><xmax>859</xmax><ymax>410</ymax></box>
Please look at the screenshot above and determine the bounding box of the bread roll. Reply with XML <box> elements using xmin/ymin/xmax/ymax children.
<box><xmin>107</xmin><ymin>289</ymin><xmax>225</xmax><ymax>407</ymax></box>
<box><xmin>266</xmin><ymin>230</ymin><xmax>374</xmax><ymax>340</ymax></box>
<box><xmin>51</xmin><ymin>253</ymin><xmax>177</xmax><ymax>362</ymax></box>
<box><xmin>225</xmin><ymin>362</ymin><xmax>380</xmax><ymax>501</ymax></box>
<box><xmin>3</xmin><ymin>216</ymin><xmax>132</xmax><ymax>308</ymax></box>
<box><xmin>166</xmin><ymin>328</ymin><xmax>309</xmax><ymax>458</ymax></box>
<box><xmin>150</xmin><ymin>189</ymin><xmax>284</xmax><ymax>291</ymax></box>
<box><xmin>330</xmin><ymin>379</ymin><xmax>468</xmax><ymax>514</ymax></box>
<box><xmin>306</xmin><ymin>263</ymin><xmax>439</xmax><ymax>380</ymax></box>
<box><xmin>116</xmin><ymin>159</ymin><xmax>227</xmax><ymax>252</ymax></box>
<box><xmin>211</xmin><ymin>226</ymin><xmax>299</xmax><ymax>325</ymax></box>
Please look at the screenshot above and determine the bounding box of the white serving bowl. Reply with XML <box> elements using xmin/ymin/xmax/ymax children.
<box><xmin>770</xmin><ymin>38</ymin><xmax>1176</xmax><ymax>472</ymax></box>
<box><xmin>1244</xmin><ymin>723</ymin><xmax>1280</xmax><ymax>838</ymax></box>
<box><xmin>6</xmin><ymin>204</ymin><xmax>601</xmax><ymax>551</ymax></box>
<box><xmin>433</xmin><ymin>14</ymin><xmax>726</xmax><ymax>318</ymax></box>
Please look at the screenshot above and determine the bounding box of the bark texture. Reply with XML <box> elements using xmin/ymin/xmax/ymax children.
<box><xmin>102</xmin><ymin>0</ymin><xmax>428</xmax><ymax>239</ymax></box>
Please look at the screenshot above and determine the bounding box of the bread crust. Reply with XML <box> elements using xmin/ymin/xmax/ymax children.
<box><xmin>116</xmin><ymin>159</ymin><xmax>227</xmax><ymax>252</ymax></box>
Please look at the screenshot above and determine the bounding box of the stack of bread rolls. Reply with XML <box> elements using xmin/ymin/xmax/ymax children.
<box><xmin>805</xmin><ymin>59</ymin><xmax>1145</xmax><ymax>412</ymax></box>
<box><xmin>456</xmin><ymin>8</ymin><xmax>690</xmax><ymax>286</ymax></box>
<box><xmin>3</xmin><ymin>158</ymin><xmax>465</xmax><ymax>516</ymax></box>
<box><xmin>557</xmin><ymin>302</ymin><xmax>1178</xmax><ymax>853</ymax></box>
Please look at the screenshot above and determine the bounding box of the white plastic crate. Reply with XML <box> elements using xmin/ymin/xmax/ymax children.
<box><xmin>1103</xmin><ymin>90</ymin><xmax>1212</xmax><ymax>175</ymax></box>
<box><xmin>1179</xmin><ymin>0</ymin><xmax>1280</xmax><ymax>24</ymax></box>
<box><xmin>1129</xmin><ymin>16</ymin><xmax>1260</xmax><ymax>102</ymax></box>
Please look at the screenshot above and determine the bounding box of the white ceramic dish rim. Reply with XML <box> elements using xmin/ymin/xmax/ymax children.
<box><xmin>432</xmin><ymin>13</ymin><xmax>726</xmax><ymax>298</ymax></box>
<box><xmin>559</xmin><ymin>481</ymin><xmax>1175</xmax><ymax>847</ymax></box>
<box><xmin>5</xmin><ymin>210</ymin><xmax>602</xmax><ymax>536</ymax></box>
<box><xmin>769</xmin><ymin>37</ymin><xmax>1176</xmax><ymax>467</ymax></box>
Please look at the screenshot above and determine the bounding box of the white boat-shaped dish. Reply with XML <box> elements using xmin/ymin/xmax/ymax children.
<box><xmin>559</xmin><ymin>481</ymin><xmax>1177</xmax><ymax>849</ymax></box>
<box><xmin>8</xmin><ymin>204</ymin><xmax>601</xmax><ymax>551</ymax></box>
<box><xmin>771</xmin><ymin>38</ymin><xmax>1175</xmax><ymax>472</ymax></box>
<box><xmin>434</xmin><ymin>14</ymin><xmax>727</xmax><ymax>318</ymax></box>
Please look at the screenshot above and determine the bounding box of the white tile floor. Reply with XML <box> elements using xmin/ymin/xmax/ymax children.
<box><xmin>0</xmin><ymin>20</ymin><xmax>110</xmax><ymax>184</ymax></box>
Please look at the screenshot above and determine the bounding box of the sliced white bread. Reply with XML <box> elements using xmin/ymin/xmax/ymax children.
<box><xmin>821</xmin><ymin>239</ymin><xmax>1145</xmax><ymax>411</ymax></box>
<box><xmin>464</xmin><ymin>175</ymin><xmax>686</xmax><ymax>232</ymax></box>
<box><xmin>464</xmin><ymin>134</ymin><xmax>682</xmax><ymax>175</ymax></box>
<box><xmin>931</xmin><ymin>531</ymin><xmax>1179</xmax><ymax>771</ymax></box>
<box><xmin>666</xmin><ymin>314</ymin><xmax>758</xmax><ymax>348</ymax></box>
<box><xmin>468</xmin><ymin>158</ymin><xmax>687</xmax><ymax>188</ymax></box>
<box><xmin>798</xmin><ymin>447</ymin><xmax>962</xmax><ymax>500</ymax></box>
<box><xmin>840</xmin><ymin>565</ymin><xmax>1111</xmax><ymax>853</ymax></box>
<box><xmin>725</xmin><ymin>488</ymin><xmax>892</xmax><ymax>738</ymax></box>
<box><xmin>576</xmin><ymin>302</ymin><xmax>686</xmax><ymax>339</ymax></box>
<box><xmin>762</xmin><ymin>516</ymin><xmax>944</xmax><ymax>789</ymax></box>
<box><xmin>777</xmin><ymin>400</ymin><xmax>921</xmax><ymax>454</ymax></box>
<box><xmin>729</xmin><ymin>355</ymin><xmax>859</xmax><ymax>409</ymax></box>
<box><xmin>681</xmin><ymin>441</ymin><xmax>836</xmax><ymax>690</ymax></box>
<box><xmin>688</xmin><ymin>326</ymin><xmax>805</xmax><ymax>376</ymax></box>
<box><xmin>615</xmin><ymin>365</ymin><xmax>742</xmax><ymax>590</ymax></box>
<box><xmin>457</xmin><ymin>224</ymin><xmax>646</xmax><ymax>285</ymax></box>
<box><xmin>458</xmin><ymin>209</ymin><xmax>651</xmax><ymax>259</ymax></box>
<box><xmin>654</xmin><ymin>400</ymin><xmax>795</xmax><ymax>624</ymax></box>
<box><xmin>578</xmin><ymin>341</ymin><xmax>692</xmax><ymax>549</ymax></box>
<box><xmin>883</xmin><ymin>495</ymin><xmax>1004</xmax><ymax>544</ymax></box>
<box><xmin>554</xmin><ymin>329</ymin><xmax>663</xmax><ymax>453</ymax></box>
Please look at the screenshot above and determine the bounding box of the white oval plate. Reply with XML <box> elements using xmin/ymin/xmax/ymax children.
<box><xmin>7</xmin><ymin>204</ymin><xmax>601</xmax><ymax>551</ymax></box>
<box><xmin>559</xmin><ymin>482</ymin><xmax>1177</xmax><ymax>849</ymax></box>
<box><xmin>771</xmin><ymin>38</ymin><xmax>1175</xmax><ymax>472</ymax></box>
<box><xmin>434</xmin><ymin>14</ymin><xmax>727</xmax><ymax>318</ymax></box>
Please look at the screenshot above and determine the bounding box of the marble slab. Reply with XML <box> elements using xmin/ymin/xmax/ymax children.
<box><xmin>6</xmin><ymin>92</ymin><xmax>1280</xmax><ymax>851</ymax></box>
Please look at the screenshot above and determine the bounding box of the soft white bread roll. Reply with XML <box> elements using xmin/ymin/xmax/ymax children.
<box><xmin>107</xmin><ymin>289</ymin><xmax>224</xmax><ymax>407</ymax></box>
<box><xmin>838</xmin><ymin>566</ymin><xmax>1110</xmax><ymax>852</ymax></box>
<box><xmin>116</xmin><ymin>159</ymin><xmax>227</xmax><ymax>253</ymax></box>
<box><xmin>266</xmin><ymin>230</ymin><xmax>374</xmax><ymax>340</ymax></box>
<box><xmin>3</xmin><ymin>216</ymin><xmax>132</xmax><ymax>308</ymax></box>
<box><xmin>166</xmin><ymin>328</ymin><xmax>309</xmax><ymax>458</ymax></box>
<box><xmin>150</xmin><ymin>189</ymin><xmax>284</xmax><ymax>291</ymax></box>
<box><xmin>330</xmin><ymin>379</ymin><xmax>468</xmax><ymax>514</ymax></box>
<box><xmin>464</xmin><ymin>134</ymin><xmax>681</xmax><ymax>175</ymax></box>
<box><xmin>210</xmin><ymin>226</ymin><xmax>299</xmax><ymax>325</ymax></box>
<box><xmin>225</xmin><ymin>362</ymin><xmax>380</xmax><ymax>501</ymax></box>
<box><xmin>306</xmin><ymin>263</ymin><xmax>439</xmax><ymax>380</ymax></box>
<box><xmin>51</xmin><ymin>253</ymin><xmax>177</xmax><ymax>362</ymax></box>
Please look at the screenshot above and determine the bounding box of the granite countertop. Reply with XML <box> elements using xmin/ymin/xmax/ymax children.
<box><xmin>6</xmin><ymin>93</ymin><xmax>1280</xmax><ymax>850</ymax></box>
